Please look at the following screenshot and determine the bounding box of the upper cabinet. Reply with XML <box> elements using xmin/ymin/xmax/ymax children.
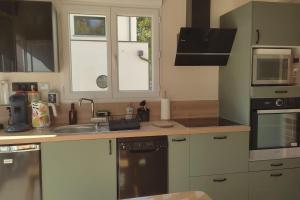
<box><xmin>0</xmin><ymin>1</ymin><xmax>58</xmax><ymax>72</ymax></box>
<box><xmin>252</xmin><ymin>2</ymin><xmax>300</xmax><ymax>46</ymax></box>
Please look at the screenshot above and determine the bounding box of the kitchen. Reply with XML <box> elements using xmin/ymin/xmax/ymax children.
<box><xmin>0</xmin><ymin>0</ymin><xmax>300</xmax><ymax>200</ymax></box>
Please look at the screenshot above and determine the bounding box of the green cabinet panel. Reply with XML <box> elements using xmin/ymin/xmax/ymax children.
<box><xmin>190</xmin><ymin>173</ymin><xmax>248</xmax><ymax>200</ymax></box>
<box><xmin>249</xmin><ymin>158</ymin><xmax>300</xmax><ymax>172</ymax></box>
<box><xmin>249</xmin><ymin>168</ymin><xmax>300</xmax><ymax>200</ymax></box>
<box><xmin>190</xmin><ymin>132</ymin><xmax>249</xmax><ymax>176</ymax></box>
<box><xmin>252</xmin><ymin>2</ymin><xmax>300</xmax><ymax>46</ymax></box>
<box><xmin>168</xmin><ymin>135</ymin><xmax>189</xmax><ymax>193</ymax></box>
<box><xmin>41</xmin><ymin>139</ymin><xmax>117</xmax><ymax>200</ymax></box>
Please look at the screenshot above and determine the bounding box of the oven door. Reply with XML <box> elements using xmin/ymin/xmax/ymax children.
<box><xmin>252</xmin><ymin>49</ymin><xmax>293</xmax><ymax>85</ymax></box>
<box><xmin>253</xmin><ymin>109</ymin><xmax>300</xmax><ymax>150</ymax></box>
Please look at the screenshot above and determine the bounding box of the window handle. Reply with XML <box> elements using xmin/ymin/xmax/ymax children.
<box><xmin>138</xmin><ymin>50</ymin><xmax>150</xmax><ymax>63</ymax></box>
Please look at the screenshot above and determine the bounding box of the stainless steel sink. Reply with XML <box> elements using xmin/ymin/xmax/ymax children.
<box><xmin>53</xmin><ymin>124</ymin><xmax>109</xmax><ymax>134</ymax></box>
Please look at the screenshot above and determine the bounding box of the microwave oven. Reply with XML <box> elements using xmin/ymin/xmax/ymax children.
<box><xmin>252</xmin><ymin>48</ymin><xmax>295</xmax><ymax>85</ymax></box>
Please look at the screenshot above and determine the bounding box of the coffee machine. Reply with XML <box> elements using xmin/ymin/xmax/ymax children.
<box><xmin>5</xmin><ymin>93</ymin><xmax>31</xmax><ymax>132</ymax></box>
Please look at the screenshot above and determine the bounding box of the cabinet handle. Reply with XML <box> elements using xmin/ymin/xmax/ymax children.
<box><xmin>213</xmin><ymin>178</ymin><xmax>227</xmax><ymax>183</ymax></box>
<box><xmin>213</xmin><ymin>136</ymin><xmax>227</xmax><ymax>140</ymax></box>
<box><xmin>256</xmin><ymin>29</ymin><xmax>260</xmax><ymax>44</ymax></box>
<box><xmin>109</xmin><ymin>140</ymin><xmax>112</xmax><ymax>155</ymax></box>
<box><xmin>172</xmin><ymin>138</ymin><xmax>186</xmax><ymax>142</ymax></box>
<box><xmin>270</xmin><ymin>173</ymin><xmax>283</xmax><ymax>177</ymax></box>
<box><xmin>270</xmin><ymin>163</ymin><xmax>283</xmax><ymax>167</ymax></box>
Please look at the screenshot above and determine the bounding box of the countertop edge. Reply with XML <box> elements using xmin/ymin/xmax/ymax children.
<box><xmin>0</xmin><ymin>123</ymin><xmax>250</xmax><ymax>145</ymax></box>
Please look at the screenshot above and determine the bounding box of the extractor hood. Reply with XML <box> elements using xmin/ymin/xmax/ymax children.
<box><xmin>175</xmin><ymin>0</ymin><xmax>237</xmax><ymax>66</ymax></box>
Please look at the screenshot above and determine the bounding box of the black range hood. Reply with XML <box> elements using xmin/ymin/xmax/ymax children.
<box><xmin>175</xmin><ymin>0</ymin><xmax>236</xmax><ymax>66</ymax></box>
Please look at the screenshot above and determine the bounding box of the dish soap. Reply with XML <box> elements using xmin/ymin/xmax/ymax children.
<box><xmin>69</xmin><ymin>103</ymin><xmax>77</xmax><ymax>125</ymax></box>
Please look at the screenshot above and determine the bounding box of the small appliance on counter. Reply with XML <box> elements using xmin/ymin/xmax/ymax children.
<box><xmin>5</xmin><ymin>94</ymin><xmax>31</xmax><ymax>133</ymax></box>
<box><xmin>31</xmin><ymin>101</ymin><xmax>57</xmax><ymax>128</ymax></box>
<box><xmin>137</xmin><ymin>100</ymin><xmax>150</xmax><ymax>122</ymax></box>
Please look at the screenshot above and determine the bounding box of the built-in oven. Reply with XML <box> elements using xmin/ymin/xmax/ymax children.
<box><xmin>250</xmin><ymin>97</ymin><xmax>300</xmax><ymax>160</ymax></box>
<box><xmin>252</xmin><ymin>48</ymin><xmax>295</xmax><ymax>86</ymax></box>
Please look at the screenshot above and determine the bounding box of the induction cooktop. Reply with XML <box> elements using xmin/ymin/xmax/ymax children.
<box><xmin>174</xmin><ymin>117</ymin><xmax>239</xmax><ymax>127</ymax></box>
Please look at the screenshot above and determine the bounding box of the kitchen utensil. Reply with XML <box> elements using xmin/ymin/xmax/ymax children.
<box><xmin>137</xmin><ymin>100</ymin><xmax>150</xmax><ymax>122</ymax></box>
<box><xmin>32</xmin><ymin>101</ymin><xmax>57</xmax><ymax>128</ymax></box>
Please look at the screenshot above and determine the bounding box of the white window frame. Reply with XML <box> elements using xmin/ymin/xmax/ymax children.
<box><xmin>61</xmin><ymin>4</ymin><xmax>160</xmax><ymax>101</ymax></box>
<box><xmin>111</xmin><ymin>8</ymin><xmax>160</xmax><ymax>99</ymax></box>
<box><xmin>61</xmin><ymin>5</ymin><xmax>112</xmax><ymax>100</ymax></box>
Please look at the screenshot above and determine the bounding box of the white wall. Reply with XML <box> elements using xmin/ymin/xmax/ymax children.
<box><xmin>0</xmin><ymin>0</ymin><xmax>299</xmax><ymax>102</ymax></box>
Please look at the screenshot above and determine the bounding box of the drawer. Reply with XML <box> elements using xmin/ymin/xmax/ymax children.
<box><xmin>249</xmin><ymin>168</ymin><xmax>300</xmax><ymax>200</ymax></box>
<box><xmin>249</xmin><ymin>158</ymin><xmax>300</xmax><ymax>172</ymax></box>
<box><xmin>190</xmin><ymin>132</ymin><xmax>249</xmax><ymax>176</ymax></box>
<box><xmin>190</xmin><ymin>173</ymin><xmax>248</xmax><ymax>200</ymax></box>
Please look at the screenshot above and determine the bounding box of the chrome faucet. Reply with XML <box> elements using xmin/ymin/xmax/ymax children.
<box><xmin>78</xmin><ymin>98</ymin><xmax>95</xmax><ymax>118</ymax></box>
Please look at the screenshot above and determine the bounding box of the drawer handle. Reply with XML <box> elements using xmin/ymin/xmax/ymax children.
<box><xmin>109</xmin><ymin>140</ymin><xmax>112</xmax><ymax>155</ymax></box>
<box><xmin>172</xmin><ymin>138</ymin><xmax>186</xmax><ymax>142</ymax></box>
<box><xmin>213</xmin><ymin>178</ymin><xmax>227</xmax><ymax>182</ymax></box>
<box><xmin>270</xmin><ymin>163</ymin><xmax>283</xmax><ymax>167</ymax></box>
<box><xmin>213</xmin><ymin>136</ymin><xmax>227</xmax><ymax>140</ymax></box>
<box><xmin>270</xmin><ymin>173</ymin><xmax>283</xmax><ymax>177</ymax></box>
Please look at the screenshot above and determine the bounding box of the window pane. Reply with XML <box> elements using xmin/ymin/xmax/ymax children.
<box><xmin>69</xmin><ymin>14</ymin><xmax>108</xmax><ymax>92</ymax></box>
<box><xmin>71</xmin><ymin>41</ymin><xmax>108</xmax><ymax>92</ymax></box>
<box><xmin>70</xmin><ymin>14</ymin><xmax>106</xmax><ymax>40</ymax></box>
<box><xmin>117</xmin><ymin>16</ymin><xmax>152</xmax><ymax>91</ymax></box>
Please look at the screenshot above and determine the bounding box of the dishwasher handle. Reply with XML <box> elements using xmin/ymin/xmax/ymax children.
<box><xmin>0</xmin><ymin>144</ymin><xmax>40</xmax><ymax>154</ymax></box>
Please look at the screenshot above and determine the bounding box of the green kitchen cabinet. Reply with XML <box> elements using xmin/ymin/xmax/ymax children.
<box><xmin>41</xmin><ymin>139</ymin><xmax>117</xmax><ymax>200</ymax></box>
<box><xmin>168</xmin><ymin>135</ymin><xmax>190</xmax><ymax>193</ymax></box>
<box><xmin>190</xmin><ymin>173</ymin><xmax>248</xmax><ymax>200</ymax></box>
<box><xmin>249</xmin><ymin>168</ymin><xmax>300</xmax><ymax>200</ymax></box>
<box><xmin>252</xmin><ymin>2</ymin><xmax>300</xmax><ymax>46</ymax></box>
<box><xmin>190</xmin><ymin>132</ymin><xmax>249</xmax><ymax>176</ymax></box>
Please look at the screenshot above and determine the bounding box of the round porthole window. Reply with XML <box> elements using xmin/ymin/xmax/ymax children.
<box><xmin>96</xmin><ymin>75</ymin><xmax>108</xmax><ymax>89</ymax></box>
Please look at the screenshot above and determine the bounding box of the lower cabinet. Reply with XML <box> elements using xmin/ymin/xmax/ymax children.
<box><xmin>190</xmin><ymin>173</ymin><xmax>249</xmax><ymax>200</ymax></box>
<box><xmin>249</xmin><ymin>168</ymin><xmax>300</xmax><ymax>200</ymax></box>
<box><xmin>168</xmin><ymin>135</ymin><xmax>190</xmax><ymax>193</ymax></box>
<box><xmin>41</xmin><ymin>139</ymin><xmax>117</xmax><ymax>200</ymax></box>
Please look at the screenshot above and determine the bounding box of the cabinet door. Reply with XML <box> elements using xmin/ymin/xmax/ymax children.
<box><xmin>168</xmin><ymin>135</ymin><xmax>189</xmax><ymax>193</ymax></box>
<box><xmin>190</xmin><ymin>132</ymin><xmax>249</xmax><ymax>176</ymax></box>
<box><xmin>249</xmin><ymin>168</ymin><xmax>300</xmax><ymax>200</ymax></box>
<box><xmin>190</xmin><ymin>173</ymin><xmax>248</xmax><ymax>200</ymax></box>
<box><xmin>252</xmin><ymin>2</ymin><xmax>300</xmax><ymax>46</ymax></box>
<box><xmin>41</xmin><ymin>139</ymin><xmax>117</xmax><ymax>200</ymax></box>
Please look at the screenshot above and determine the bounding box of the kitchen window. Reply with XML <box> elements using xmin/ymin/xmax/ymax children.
<box><xmin>61</xmin><ymin>5</ymin><xmax>160</xmax><ymax>100</ymax></box>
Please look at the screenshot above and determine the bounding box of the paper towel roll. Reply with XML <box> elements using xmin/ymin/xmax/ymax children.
<box><xmin>161</xmin><ymin>98</ymin><xmax>170</xmax><ymax>120</ymax></box>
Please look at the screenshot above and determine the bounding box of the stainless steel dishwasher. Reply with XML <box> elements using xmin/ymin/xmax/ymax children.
<box><xmin>117</xmin><ymin>136</ymin><xmax>168</xmax><ymax>199</ymax></box>
<box><xmin>0</xmin><ymin>144</ymin><xmax>41</xmax><ymax>200</ymax></box>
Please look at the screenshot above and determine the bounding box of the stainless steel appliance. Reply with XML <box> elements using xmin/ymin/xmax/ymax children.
<box><xmin>5</xmin><ymin>93</ymin><xmax>31</xmax><ymax>132</ymax></box>
<box><xmin>252</xmin><ymin>48</ymin><xmax>295</xmax><ymax>85</ymax></box>
<box><xmin>250</xmin><ymin>98</ymin><xmax>300</xmax><ymax>160</ymax></box>
<box><xmin>117</xmin><ymin>136</ymin><xmax>168</xmax><ymax>199</ymax></box>
<box><xmin>0</xmin><ymin>144</ymin><xmax>41</xmax><ymax>200</ymax></box>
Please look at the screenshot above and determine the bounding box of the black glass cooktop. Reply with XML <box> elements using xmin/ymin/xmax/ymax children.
<box><xmin>174</xmin><ymin>117</ymin><xmax>240</xmax><ymax>127</ymax></box>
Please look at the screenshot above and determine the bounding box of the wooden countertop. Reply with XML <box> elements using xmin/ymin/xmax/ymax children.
<box><xmin>0</xmin><ymin>121</ymin><xmax>250</xmax><ymax>145</ymax></box>
<box><xmin>124</xmin><ymin>191</ymin><xmax>212</xmax><ymax>200</ymax></box>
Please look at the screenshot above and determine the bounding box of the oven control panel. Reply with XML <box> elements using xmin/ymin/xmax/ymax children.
<box><xmin>251</xmin><ymin>97</ymin><xmax>300</xmax><ymax>110</ymax></box>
